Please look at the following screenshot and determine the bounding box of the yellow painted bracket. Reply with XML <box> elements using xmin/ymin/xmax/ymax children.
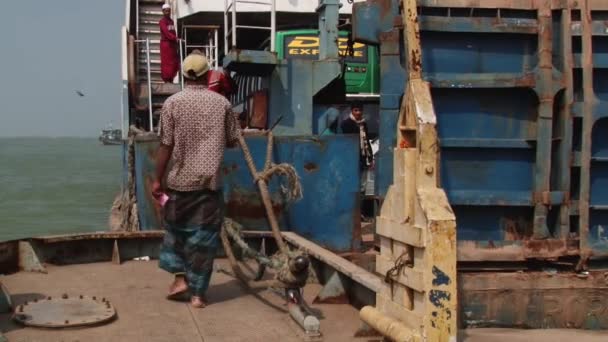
<box><xmin>363</xmin><ymin>1</ymin><xmax>457</xmax><ymax>341</ymax></box>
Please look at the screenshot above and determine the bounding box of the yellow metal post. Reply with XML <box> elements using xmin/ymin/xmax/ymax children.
<box><xmin>361</xmin><ymin>1</ymin><xmax>457</xmax><ymax>341</ymax></box>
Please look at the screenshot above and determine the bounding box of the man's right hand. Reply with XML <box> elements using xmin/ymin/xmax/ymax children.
<box><xmin>152</xmin><ymin>179</ymin><xmax>162</xmax><ymax>199</ymax></box>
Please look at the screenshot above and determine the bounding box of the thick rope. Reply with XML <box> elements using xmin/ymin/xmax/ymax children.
<box><xmin>236</xmin><ymin>132</ymin><xmax>295</xmax><ymax>254</ymax></box>
<box><xmin>264</xmin><ymin>131</ymin><xmax>274</xmax><ymax>171</ymax></box>
<box><xmin>220</xmin><ymin>225</ymin><xmax>282</xmax><ymax>289</ymax></box>
<box><xmin>109</xmin><ymin>126</ymin><xmax>145</xmax><ymax>232</ymax></box>
<box><xmin>223</xmin><ymin>218</ymin><xmax>282</xmax><ymax>269</ymax></box>
<box><xmin>256</xmin><ymin>164</ymin><xmax>303</xmax><ymax>203</ymax></box>
<box><xmin>221</xmin><ymin>129</ymin><xmax>309</xmax><ymax>289</ymax></box>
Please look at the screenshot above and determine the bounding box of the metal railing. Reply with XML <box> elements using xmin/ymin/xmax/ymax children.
<box><xmin>224</xmin><ymin>0</ymin><xmax>276</xmax><ymax>54</ymax></box>
<box><xmin>135</xmin><ymin>37</ymin><xmax>190</xmax><ymax>132</ymax></box>
<box><xmin>135</xmin><ymin>0</ymin><xmax>139</xmax><ymax>39</ymax></box>
<box><xmin>135</xmin><ymin>38</ymin><xmax>154</xmax><ymax>132</ymax></box>
<box><xmin>178</xmin><ymin>39</ymin><xmax>185</xmax><ymax>89</ymax></box>
<box><xmin>121</xmin><ymin>27</ymin><xmax>129</xmax><ymax>140</ymax></box>
<box><xmin>182</xmin><ymin>25</ymin><xmax>220</xmax><ymax>70</ymax></box>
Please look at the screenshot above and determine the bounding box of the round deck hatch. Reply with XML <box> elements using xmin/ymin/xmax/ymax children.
<box><xmin>13</xmin><ymin>294</ymin><xmax>116</xmax><ymax>328</ymax></box>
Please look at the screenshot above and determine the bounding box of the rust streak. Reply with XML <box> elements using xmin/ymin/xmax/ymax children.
<box><xmin>578</xmin><ymin>0</ymin><xmax>595</xmax><ymax>264</ymax></box>
<box><xmin>303</xmin><ymin>162</ymin><xmax>319</xmax><ymax>173</ymax></box>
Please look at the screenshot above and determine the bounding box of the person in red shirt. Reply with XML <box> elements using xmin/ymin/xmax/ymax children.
<box><xmin>189</xmin><ymin>50</ymin><xmax>235</xmax><ymax>98</ymax></box>
<box><xmin>159</xmin><ymin>4</ymin><xmax>179</xmax><ymax>83</ymax></box>
<box><xmin>207</xmin><ymin>69</ymin><xmax>236</xmax><ymax>98</ymax></box>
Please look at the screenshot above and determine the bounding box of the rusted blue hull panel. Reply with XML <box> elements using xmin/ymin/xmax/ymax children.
<box><xmin>133</xmin><ymin>138</ymin><xmax>161</xmax><ymax>231</ymax></box>
<box><xmin>133</xmin><ymin>135</ymin><xmax>360</xmax><ymax>253</ymax></box>
<box><xmin>223</xmin><ymin>135</ymin><xmax>360</xmax><ymax>252</ymax></box>
<box><xmin>353</xmin><ymin>0</ymin><xmax>608</xmax><ymax>261</ymax></box>
<box><xmin>590</xmin><ymin>108</ymin><xmax>608</xmax><ymax>256</ymax></box>
<box><xmin>461</xmin><ymin>271</ymin><xmax>608</xmax><ymax>329</ymax></box>
<box><xmin>375</xmin><ymin>28</ymin><xmax>406</xmax><ymax>197</ymax></box>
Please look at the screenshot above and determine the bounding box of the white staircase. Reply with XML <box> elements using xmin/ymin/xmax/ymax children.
<box><xmin>137</xmin><ymin>0</ymin><xmax>165</xmax><ymax>83</ymax></box>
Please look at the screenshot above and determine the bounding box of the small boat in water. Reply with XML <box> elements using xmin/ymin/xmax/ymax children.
<box><xmin>99</xmin><ymin>126</ymin><xmax>122</xmax><ymax>145</ymax></box>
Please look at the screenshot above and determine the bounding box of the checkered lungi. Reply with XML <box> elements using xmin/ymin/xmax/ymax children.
<box><xmin>159</xmin><ymin>189</ymin><xmax>223</xmax><ymax>296</ymax></box>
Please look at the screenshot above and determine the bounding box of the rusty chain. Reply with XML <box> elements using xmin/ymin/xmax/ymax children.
<box><xmin>384</xmin><ymin>250</ymin><xmax>413</xmax><ymax>283</ymax></box>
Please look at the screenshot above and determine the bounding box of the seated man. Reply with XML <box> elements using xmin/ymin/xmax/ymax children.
<box><xmin>341</xmin><ymin>103</ymin><xmax>373</xmax><ymax>171</ymax></box>
<box><xmin>342</xmin><ymin>103</ymin><xmax>377</xmax><ymax>219</ymax></box>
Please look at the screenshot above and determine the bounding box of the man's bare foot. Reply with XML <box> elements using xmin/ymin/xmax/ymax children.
<box><xmin>167</xmin><ymin>275</ymin><xmax>189</xmax><ymax>300</ymax></box>
<box><xmin>190</xmin><ymin>296</ymin><xmax>207</xmax><ymax>308</ymax></box>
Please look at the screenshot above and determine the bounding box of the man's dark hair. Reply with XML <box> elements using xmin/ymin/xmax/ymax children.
<box><xmin>351</xmin><ymin>102</ymin><xmax>363</xmax><ymax>110</ymax></box>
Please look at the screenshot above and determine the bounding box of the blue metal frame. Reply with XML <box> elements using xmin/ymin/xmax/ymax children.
<box><xmin>353</xmin><ymin>0</ymin><xmax>608</xmax><ymax>259</ymax></box>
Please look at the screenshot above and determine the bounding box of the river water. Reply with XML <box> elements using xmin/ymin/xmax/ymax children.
<box><xmin>0</xmin><ymin>137</ymin><xmax>121</xmax><ymax>241</ymax></box>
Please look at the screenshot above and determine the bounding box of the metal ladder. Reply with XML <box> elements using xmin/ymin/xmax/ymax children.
<box><xmin>136</xmin><ymin>0</ymin><xmax>165</xmax><ymax>84</ymax></box>
<box><xmin>134</xmin><ymin>0</ymin><xmax>187</xmax><ymax>132</ymax></box>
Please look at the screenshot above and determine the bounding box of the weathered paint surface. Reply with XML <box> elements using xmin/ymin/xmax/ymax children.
<box><xmin>223</xmin><ymin>50</ymin><xmax>278</xmax><ymax>76</ymax></box>
<box><xmin>133</xmin><ymin>135</ymin><xmax>360</xmax><ymax>252</ymax></box>
<box><xmin>267</xmin><ymin>59</ymin><xmax>343</xmax><ymax>136</ymax></box>
<box><xmin>370</xmin><ymin>2</ymin><xmax>458</xmax><ymax>340</ymax></box>
<box><xmin>353</xmin><ymin>0</ymin><xmax>608</xmax><ymax>260</ymax></box>
<box><xmin>352</xmin><ymin>0</ymin><xmax>608</xmax><ymax>333</ymax></box>
<box><xmin>461</xmin><ymin>271</ymin><xmax>608</xmax><ymax>329</ymax></box>
<box><xmin>133</xmin><ymin>138</ymin><xmax>161</xmax><ymax>231</ymax></box>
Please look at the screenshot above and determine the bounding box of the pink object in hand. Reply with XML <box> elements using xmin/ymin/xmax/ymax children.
<box><xmin>159</xmin><ymin>193</ymin><xmax>169</xmax><ymax>207</ymax></box>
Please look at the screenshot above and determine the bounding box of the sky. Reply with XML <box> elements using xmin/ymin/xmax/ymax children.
<box><xmin>0</xmin><ymin>0</ymin><xmax>126</xmax><ymax>137</ymax></box>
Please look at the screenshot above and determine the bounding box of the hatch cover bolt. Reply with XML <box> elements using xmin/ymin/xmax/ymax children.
<box><xmin>425</xmin><ymin>165</ymin><xmax>434</xmax><ymax>174</ymax></box>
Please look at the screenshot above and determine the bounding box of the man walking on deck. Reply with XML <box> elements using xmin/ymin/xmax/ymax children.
<box><xmin>152</xmin><ymin>52</ymin><xmax>240</xmax><ymax>308</ymax></box>
<box><xmin>159</xmin><ymin>4</ymin><xmax>179</xmax><ymax>83</ymax></box>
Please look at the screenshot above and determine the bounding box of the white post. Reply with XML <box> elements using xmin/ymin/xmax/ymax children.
<box><xmin>224</xmin><ymin>0</ymin><xmax>229</xmax><ymax>54</ymax></box>
<box><xmin>214</xmin><ymin>28</ymin><xmax>219</xmax><ymax>69</ymax></box>
<box><xmin>146</xmin><ymin>38</ymin><xmax>153</xmax><ymax>132</ymax></box>
<box><xmin>270</xmin><ymin>0</ymin><xmax>276</xmax><ymax>52</ymax></box>
<box><xmin>179</xmin><ymin>39</ymin><xmax>184</xmax><ymax>90</ymax></box>
<box><xmin>232</xmin><ymin>0</ymin><xmax>237</xmax><ymax>49</ymax></box>
<box><xmin>135</xmin><ymin>0</ymin><xmax>139</xmax><ymax>39</ymax></box>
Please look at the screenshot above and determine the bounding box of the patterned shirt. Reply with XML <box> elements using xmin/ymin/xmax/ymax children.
<box><xmin>160</xmin><ymin>84</ymin><xmax>240</xmax><ymax>192</ymax></box>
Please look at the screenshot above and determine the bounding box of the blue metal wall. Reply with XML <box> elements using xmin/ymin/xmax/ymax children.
<box><xmin>133</xmin><ymin>135</ymin><xmax>360</xmax><ymax>252</ymax></box>
<box><xmin>353</xmin><ymin>0</ymin><xmax>608</xmax><ymax>260</ymax></box>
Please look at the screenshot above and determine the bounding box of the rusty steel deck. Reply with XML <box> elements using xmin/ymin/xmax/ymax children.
<box><xmin>1</xmin><ymin>260</ymin><xmax>367</xmax><ymax>342</ymax></box>
<box><xmin>1</xmin><ymin>260</ymin><xmax>607</xmax><ymax>341</ymax></box>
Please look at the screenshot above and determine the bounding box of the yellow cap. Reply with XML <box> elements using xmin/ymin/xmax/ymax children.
<box><xmin>182</xmin><ymin>53</ymin><xmax>210</xmax><ymax>80</ymax></box>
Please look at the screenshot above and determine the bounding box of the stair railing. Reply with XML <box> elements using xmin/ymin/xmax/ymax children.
<box><xmin>182</xmin><ymin>25</ymin><xmax>220</xmax><ymax>70</ymax></box>
<box><xmin>134</xmin><ymin>38</ymin><xmax>154</xmax><ymax>132</ymax></box>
